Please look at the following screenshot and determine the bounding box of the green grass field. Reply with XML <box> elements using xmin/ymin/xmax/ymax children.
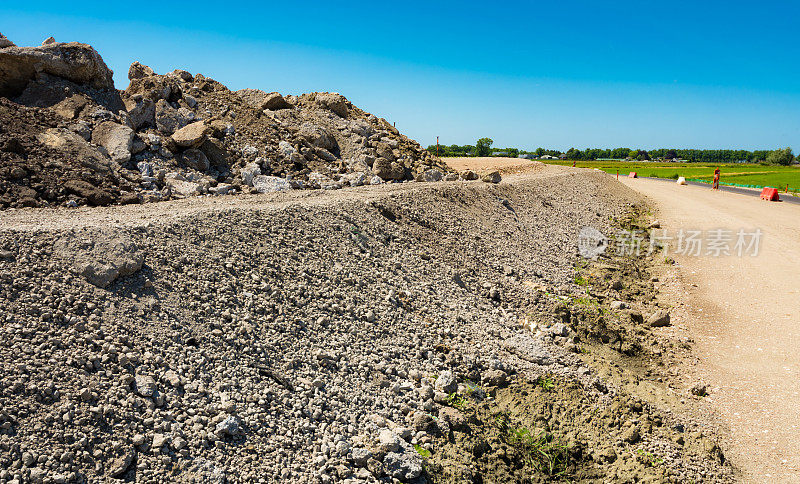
<box><xmin>543</xmin><ymin>160</ymin><xmax>800</xmax><ymax>193</ymax></box>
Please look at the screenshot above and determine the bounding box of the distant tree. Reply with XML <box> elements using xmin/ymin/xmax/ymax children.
<box><xmin>611</xmin><ymin>147</ymin><xmax>631</xmax><ymax>159</ymax></box>
<box><xmin>636</xmin><ymin>150</ymin><xmax>651</xmax><ymax>161</ymax></box>
<box><xmin>565</xmin><ymin>147</ymin><xmax>583</xmax><ymax>160</ymax></box>
<box><xmin>476</xmin><ymin>138</ymin><xmax>494</xmax><ymax>157</ymax></box>
<box><xmin>664</xmin><ymin>149</ymin><xmax>678</xmax><ymax>160</ymax></box>
<box><xmin>535</xmin><ymin>147</ymin><xmax>546</xmax><ymax>157</ymax></box>
<box><xmin>766</xmin><ymin>147</ymin><xmax>794</xmax><ymax>165</ymax></box>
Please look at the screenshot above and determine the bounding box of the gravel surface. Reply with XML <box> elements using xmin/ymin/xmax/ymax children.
<box><xmin>0</xmin><ymin>168</ymin><xmax>732</xmax><ymax>483</ymax></box>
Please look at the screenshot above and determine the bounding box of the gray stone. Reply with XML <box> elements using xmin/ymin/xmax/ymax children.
<box><xmin>416</xmin><ymin>168</ymin><xmax>444</xmax><ymax>182</ymax></box>
<box><xmin>647</xmin><ymin>310</ymin><xmax>671</xmax><ymax>327</ymax></box>
<box><xmin>152</xmin><ymin>433</ymin><xmax>168</xmax><ymax>450</ymax></box>
<box><xmin>0</xmin><ymin>32</ymin><xmax>14</xmax><ymax>48</ymax></box>
<box><xmin>0</xmin><ymin>41</ymin><xmax>114</xmax><ymax>97</ymax></box>
<box><xmin>91</xmin><ymin>121</ymin><xmax>134</xmax><ymax>163</ymax></box>
<box><xmin>252</xmin><ymin>175</ymin><xmax>291</xmax><ymax>193</ymax></box>
<box><xmin>169</xmin><ymin>69</ymin><xmax>193</xmax><ymax>82</ymax></box>
<box><xmin>460</xmin><ymin>169</ymin><xmax>478</xmax><ymax>180</ymax></box>
<box><xmin>215</xmin><ymin>416</ymin><xmax>240</xmax><ymax>436</ymax></box>
<box><xmin>54</xmin><ymin>232</ymin><xmax>144</xmax><ymax>288</ymax></box>
<box><xmin>128</xmin><ymin>61</ymin><xmax>155</xmax><ymax>80</ymax></box>
<box><xmin>482</xmin><ymin>369</ymin><xmax>508</xmax><ymax>387</ymax></box>
<box><xmin>167</xmin><ymin>178</ymin><xmax>203</xmax><ymax>198</ymax></box>
<box><xmin>155</xmin><ymin>99</ymin><xmax>188</xmax><ymax>135</ymax></box>
<box><xmin>351</xmin><ymin>447</ymin><xmax>371</xmax><ymax>467</ymax></box>
<box><xmin>179</xmin><ymin>148</ymin><xmax>210</xmax><ymax>171</ymax></box>
<box><xmin>373</xmin><ymin>157</ymin><xmax>404</xmax><ymax>180</ymax></box>
<box><xmin>135</xmin><ymin>374</ymin><xmax>156</xmax><ymax>397</ymax></box>
<box><xmin>236</xmin><ymin>89</ymin><xmax>292</xmax><ymax>110</ymax></box>
<box><xmin>383</xmin><ymin>450</ymin><xmax>423</xmax><ymax>480</ymax></box>
<box><xmin>299</xmin><ymin>122</ymin><xmax>338</xmax><ymax>153</ymax></box>
<box><xmin>481</xmin><ymin>171</ymin><xmax>501</xmax><ymax>184</ymax></box>
<box><xmin>172</xmin><ymin>121</ymin><xmax>208</xmax><ymax>148</ymax></box>
<box><xmin>108</xmin><ymin>447</ymin><xmax>135</xmax><ymax>478</ymax></box>
<box><xmin>241</xmin><ymin>163</ymin><xmax>262</xmax><ymax>186</ymax></box>
<box><xmin>434</xmin><ymin>371</ymin><xmax>458</xmax><ymax>394</ymax></box>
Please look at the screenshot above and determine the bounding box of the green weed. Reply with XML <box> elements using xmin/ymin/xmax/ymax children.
<box><xmin>446</xmin><ymin>392</ymin><xmax>467</xmax><ymax>410</ymax></box>
<box><xmin>509</xmin><ymin>427</ymin><xmax>570</xmax><ymax>476</ymax></box>
<box><xmin>636</xmin><ymin>449</ymin><xmax>664</xmax><ymax>467</ymax></box>
<box><xmin>536</xmin><ymin>375</ymin><xmax>556</xmax><ymax>391</ymax></box>
<box><xmin>414</xmin><ymin>444</ymin><xmax>432</xmax><ymax>459</ymax></box>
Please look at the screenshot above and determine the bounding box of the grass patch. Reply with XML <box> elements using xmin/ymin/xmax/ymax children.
<box><xmin>509</xmin><ymin>427</ymin><xmax>570</xmax><ymax>476</ymax></box>
<box><xmin>543</xmin><ymin>160</ymin><xmax>800</xmax><ymax>191</ymax></box>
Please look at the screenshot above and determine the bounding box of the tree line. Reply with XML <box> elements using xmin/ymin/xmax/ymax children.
<box><xmin>427</xmin><ymin>140</ymin><xmax>796</xmax><ymax>165</ymax></box>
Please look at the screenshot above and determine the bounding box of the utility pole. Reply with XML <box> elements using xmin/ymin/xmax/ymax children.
<box><xmin>436</xmin><ymin>136</ymin><xmax>439</xmax><ymax>157</ymax></box>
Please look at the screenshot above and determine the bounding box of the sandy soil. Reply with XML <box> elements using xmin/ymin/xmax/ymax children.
<box><xmin>620</xmin><ymin>177</ymin><xmax>800</xmax><ymax>483</ymax></box>
<box><xmin>443</xmin><ymin>156</ymin><xmax>545</xmax><ymax>175</ymax></box>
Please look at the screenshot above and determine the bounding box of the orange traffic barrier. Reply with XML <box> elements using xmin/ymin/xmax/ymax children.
<box><xmin>628</xmin><ymin>172</ymin><xmax>637</xmax><ymax>178</ymax></box>
<box><xmin>760</xmin><ymin>187</ymin><xmax>780</xmax><ymax>201</ymax></box>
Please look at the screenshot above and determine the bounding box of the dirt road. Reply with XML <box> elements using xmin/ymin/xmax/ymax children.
<box><xmin>620</xmin><ymin>176</ymin><xmax>800</xmax><ymax>483</ymax></box>
<box><xmin>443</xmin><ymin>156</ymin><xmax>544</xmax><ymax>175</ymax></box>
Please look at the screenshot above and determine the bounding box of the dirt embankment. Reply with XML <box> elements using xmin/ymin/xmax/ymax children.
<box><xmin>0</xmin><ymin>169</ymin><xmax>733</xmax><ymax>483</ymax></box>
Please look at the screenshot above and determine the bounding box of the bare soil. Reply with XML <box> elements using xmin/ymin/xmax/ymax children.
<box><xmin>620</xmin><ymin>176</ymin><xmax>800</xmax><ymax>482</ymax></box>
<box><xmin>443</xmin><ymin>157</ymin><xmax>544</xmax><ymax>176</ymax></box>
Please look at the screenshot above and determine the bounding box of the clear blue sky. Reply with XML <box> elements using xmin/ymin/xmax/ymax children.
<box><xmin>3</xmin><ymin>1</ymin><xmax>798</xmax><ymax>151</ymax></box>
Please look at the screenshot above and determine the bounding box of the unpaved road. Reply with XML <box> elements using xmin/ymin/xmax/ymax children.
<box><xmin>620</xmin><ymin>176</ymin><xmax>800</xmax><ymax>483</ymax></box>
<box><xmin>443</xmin><ymin>156</ymin><xmax>543</xmax><ymax>175</ymax></box>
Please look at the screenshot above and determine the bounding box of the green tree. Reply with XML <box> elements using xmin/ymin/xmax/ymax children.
<box><xmin>476</xmin><ymin>137</ymin><xmax>494</xmax><ymax>157</ymax></box>
<box><xmin>765</xmin><ymin>147</ymin><xmax>794</xmax><ymax>165</ymax></box>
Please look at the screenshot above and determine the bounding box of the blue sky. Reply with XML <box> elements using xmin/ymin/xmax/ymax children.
<box><xmin>2</xmin><ymin>1</ymin><xmax>798</xmax><ymax>151</ymax></box>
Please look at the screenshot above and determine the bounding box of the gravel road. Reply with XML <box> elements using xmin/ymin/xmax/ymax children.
<box><xmin>620</xmin><ymin>176</ymin><xmax>800</xmax><ymax>483</ymax></box>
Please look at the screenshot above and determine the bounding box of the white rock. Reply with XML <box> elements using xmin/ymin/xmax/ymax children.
<box><xmin>252</xmin><ymin>175</ymin><xmax>291</xmax><ymax>193</ymax></box>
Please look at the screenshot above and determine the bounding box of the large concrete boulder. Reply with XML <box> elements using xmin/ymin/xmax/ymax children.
<box><xmin>91</xmin><ymin>121</ymin><xmax>134</xmax><ymax>163</ymax></box>
<box><xmin>252</xmin><ymin>175</ymin><xmax>291</xmax><ymax>193</ymax></box>
<box><xmin>298</xmin><ymin>122</ymin><xmax>338</xmax><ymax>154</ymax></box>
<box><xmin>373</xmin><ymin>157</ymin><xmax>404</xmax><ymax>180</ymax></box>
<box><xmin>236</xmin><ymin>89</ymin><xmax>292</xmax><ymax>110</ymax></box>
<box><xmin>0</xmin><ymin>41</ymin><xmax>115</xmax><ymax>97</ymax></box>
<box><xmin>0</xmin><ymin>32</ymin><xmax>14</xmax><ymax>49</ymax></box>
<box><xmin>309</xmin><ymin>92</ymin><xmax>350</xmax><ymax>117</ymax></box>
<box><xmin>54</xmin><ymin>231</ymin><xmax>144</xmax><ymax>288</ymax></box>
<box><xmin>128</xmin><ymin>61</ymin><xmax>155</xmax><ymax>80</ymax></box>
<box><xmin>171</xmin><ymin>121</ymin><xmax>208</xmax><ymax>148</ymax></box>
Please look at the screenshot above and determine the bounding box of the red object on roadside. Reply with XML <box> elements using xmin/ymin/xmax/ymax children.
<box><xmin>628</xmin><ymin>172</ymin><xmax>637</xmax><ymax>178</ymax></box>
<box><xmin>760</xmin><ymin>187</ymin><xmax>780</xmax><ymax>201</ymax></box>
<box><xmin>712</xmin><ymin>168</ymin><xmax>720</xmax><ymax>190</ymax></box>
